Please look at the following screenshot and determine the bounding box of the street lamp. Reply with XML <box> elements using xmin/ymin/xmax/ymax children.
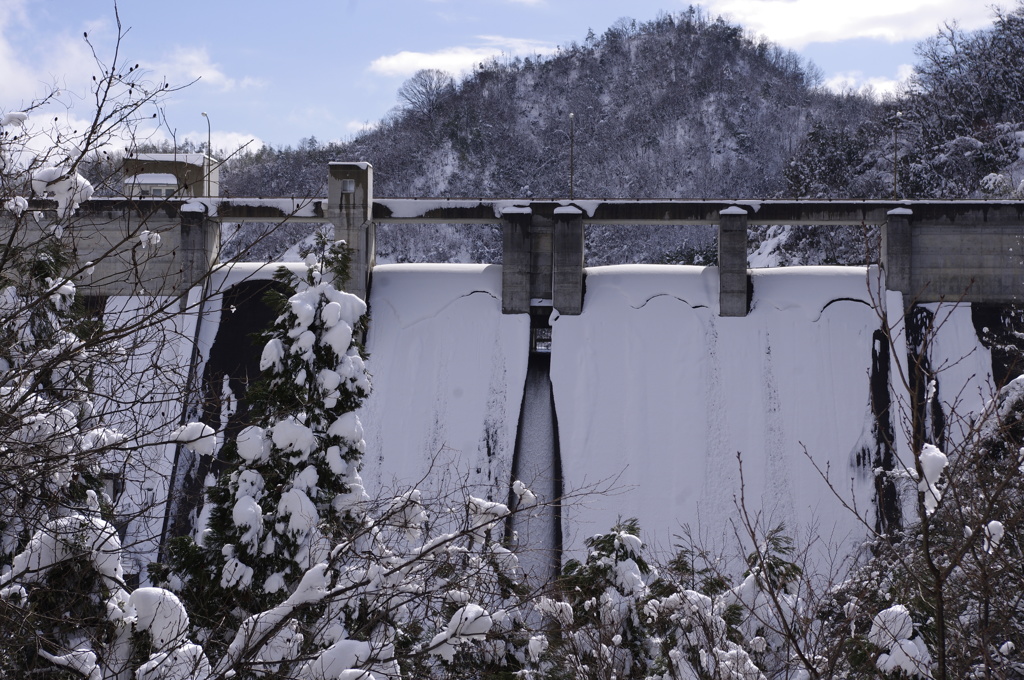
<box><xmin>893</xmin><ymin>110</ymin><xmax>902</xmax><ymax>198</ymax></box>
<box><xmin>569</xmin><ymin>112</ymin><xmax>575</xmax><ymax>200</ymax></box>
<box><xmin>201</xmin><ymin>112</ymin><xmax>211</xmax><ymax>197</ymax></box>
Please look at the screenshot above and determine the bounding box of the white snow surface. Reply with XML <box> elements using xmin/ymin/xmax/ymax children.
<box><xmin>551</xmin><ymin>265</ymin><xmax>896</xmax><ymax>563</ymax></box>
<box><xmin>356</xmin><ymin>262</ymin><xmax>995</xmax><ymax>570</ymax></box>
<box><xmin>31</xmin><ymin>166</ymin><xmax>94</xmax><ymax>212</ymax></box>
<box><xmin>129</xmin><ymin>588</ymin><xmax>191</xmax><ymax>651</ymax></box>
<box><xmin>0</xmin><ymin>111</ymin><xmax>28</xmax><ymax>127</ymax></box>
<box><xmin>171</xmin><ymin>422</ymin><xmax>216</xmax><ymax>456</ymax></box>
<box><xmin>918</xmin><ymin>443</ymin><xmax>947</xmax><ymax>516</ymax></box>
<box><xmin>869</xmin><ymin>605</ymin><xmax>932</xmax><ymax>677</ymax></box>
<box><xmin>357</xmin><ymin>264</ymin><xmax>530</xmax><ymax>502</ymax></box>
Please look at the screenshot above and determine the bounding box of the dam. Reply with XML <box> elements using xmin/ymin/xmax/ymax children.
<box><xmin>7</xmin><ymin>161</ymin><xmax>1018</xmax><ymax>577</ymax></box>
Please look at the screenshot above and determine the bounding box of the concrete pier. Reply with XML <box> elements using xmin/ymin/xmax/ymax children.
<box><xmin>501</xmin><ymin>207</ymin><xmax>532</xmax><ymax>314</ymax></box>
<box><xmin>718</xmin><ymin>206</ymin><xmax>750</xmax><ymax>317</ymax></box>
<box><xmin>552</xmin><ymin>206</ymin><xmax>585</xmax><ymax>315</ymax></box>
<box><xmin>327</xmin><ymin>162</ymin><xmax>374</xmax><ymax>301</ymax></box>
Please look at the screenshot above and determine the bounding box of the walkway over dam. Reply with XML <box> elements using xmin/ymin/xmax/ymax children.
<box><xmin>12</xmin><ymin>162</ymin><xmax>1024</xmax><ymax>315</ymax></box>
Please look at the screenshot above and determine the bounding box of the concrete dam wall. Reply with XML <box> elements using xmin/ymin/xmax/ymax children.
<box><xmin>353</xmin><ymin>264</ymin><xmax>994</xmax><ymax>565</ymax></box>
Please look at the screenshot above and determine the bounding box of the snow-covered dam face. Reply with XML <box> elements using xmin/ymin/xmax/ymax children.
<box><xmin>357</xmin><ymin>264</ymin><xmax>531</xmax><ymax>504</ymax></box>
<box><xmin>356</xmin><ymin>264</ymin><xmax>993</xmax><ymax>566</ymax></box>
<box><xmin>552</xmin><ymin>266</ymin><xmax>892</xmax><ymax>563</ymax></box>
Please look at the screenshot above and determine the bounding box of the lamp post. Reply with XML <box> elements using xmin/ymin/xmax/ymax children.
<box><xmin>201</xmin><ymin>111</ymin><xmax>211</xmax><ymax>197</ymax></box>
<box><xmin>569</xmin><ymin>112</ymin><xmax>575</xmax><ymax>200</ymax></box>
<box><xmin>893</xmin><ymin>110</ymin><xmax>902</xmax><ymax>198</ymax></box>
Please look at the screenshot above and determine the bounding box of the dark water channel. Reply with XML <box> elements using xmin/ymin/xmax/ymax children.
<box><xmin>508</xmin><ymin>350</ymin><xmax>563</xmax><ymax>587</ymax></box>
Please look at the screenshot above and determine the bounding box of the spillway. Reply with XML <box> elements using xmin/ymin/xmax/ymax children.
<box><xmin>356</xmin><ymin>264</ymin><xmax>530</xmax><ymax>506</ymax></box>
<box><xmin>355</xmin><ymin>263</ymin><xmax>994</xmax><ymax>569</ymax></box>
<box><xmin>508</xmin><ymin>352</ymin><xmax>563</xmax><ymax>585</ymax></box>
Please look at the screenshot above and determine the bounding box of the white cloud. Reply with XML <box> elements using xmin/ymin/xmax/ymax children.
<box><xmin>345</xmin><ymin>120</ymin><xmax>378</xmax><ymax>134</ymax></box>
<box><xmin>214</xmin><ymin>131</ymin><xmax>264</xmax><ymax>154</ymax></box>
<box><xmin>149</xmin><ymin>127</ymin><xmax>265</xmax><ymax>155</ymax></box>
<box><xmin>143</xmin><ymin>47</ymin><xmax>264</xmax><ymax>92</ymax></box>
<box><xmin>823</xmin><ymin>64</ymin><xmax>915</xmax><ymax>97</ymax></box>
<box><xmin>0</xmin><ymin>4</ymin><xmax>102</xmax><ymax>106</ymax></box>
<box><xmin>702</xmin><ymin>0</ymin><xmax>1018</xmax><ymax>48</ymax></box>
<box><xmin>369</xmin><ymin>35</ymin><xmax>557</xmax><ymax>78</ymax></box>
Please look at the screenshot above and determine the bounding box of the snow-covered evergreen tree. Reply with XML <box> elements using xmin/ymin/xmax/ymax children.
<box><xmin>546</xmin><ymin>519</ymin><xmax>656</xmax><ymax>679</ymax></box>
<box><xmin>152</xmin><ymin>238</ymin><xmax>557</xmax><ymax>677</ymax></box>
<box><xmin>152</xmin><ymin>237</ymin><xmax>372</xmax><ymax>665</ymax></box>
<box><xmin>544</xmin><ymin>519</ymin><xmax>766</xmax><ymax>680</ymax></box>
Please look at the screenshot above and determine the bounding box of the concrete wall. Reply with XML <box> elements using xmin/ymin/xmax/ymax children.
<box><xmin>3</xmin><ymin>201</ymin><xmax>218</xmax><ymax>297</ymax></box>
<box><xmin>882</xmin><ymin>207</ymin><xmax>1024</xmax><ymax>304</ymax></box>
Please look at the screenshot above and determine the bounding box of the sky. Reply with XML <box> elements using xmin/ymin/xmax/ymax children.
<box><xmin>1</xmin><ymin>0</ymin><xmax>1018</xmax><ymax>152</ymax></box>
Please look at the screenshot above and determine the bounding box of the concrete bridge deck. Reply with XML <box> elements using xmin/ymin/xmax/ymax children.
<box><xmin>5</xmin><ymin>162</ymin><xmax>1024</xmax><ymax>314</ymax></box>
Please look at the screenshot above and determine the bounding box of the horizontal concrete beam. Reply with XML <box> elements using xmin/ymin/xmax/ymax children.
<box><xmin>215</xmin><ymin>200</ymin><xmax>325</xmax><ymax>220</ymax></box>
<box><xmin>27</xmin><ymin>197</ymin><xmax>1024</xmax><ymax>227</ymax></box>
<box><xmin>24</xmin><ymin>198</ymin><xmax>328</xmax><ymax>223</ymax></box>
<box><xmin>370</xmin><ymin>199</ymin><xmax>1024</xmax><ymax>226</ymax></box>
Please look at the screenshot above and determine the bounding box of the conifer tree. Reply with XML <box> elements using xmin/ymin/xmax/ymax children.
<box><xmin>153</xmin><ymin>237</ymin><xmax>372</xmax><ymax>670</ymax></box>
<box><xmin>549</xmin><ymin>518</ymin><xmax>655</xmax><ymax>679</ymax></box>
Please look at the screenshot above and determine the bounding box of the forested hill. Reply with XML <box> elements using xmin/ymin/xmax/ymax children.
<box><xmin>343</xmin><ymin>10</ymin><xmax>844</xmax><ymax>198</ymax></box>
<box><xmin>224</xmin><ymin>9</ymin><xmax>876</xmax><ymax>199</ymax></box>
<box><xmin>220</xmin><ymin>4</ymin><xmax>1024</xmax><ymax>205</ymax></box>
